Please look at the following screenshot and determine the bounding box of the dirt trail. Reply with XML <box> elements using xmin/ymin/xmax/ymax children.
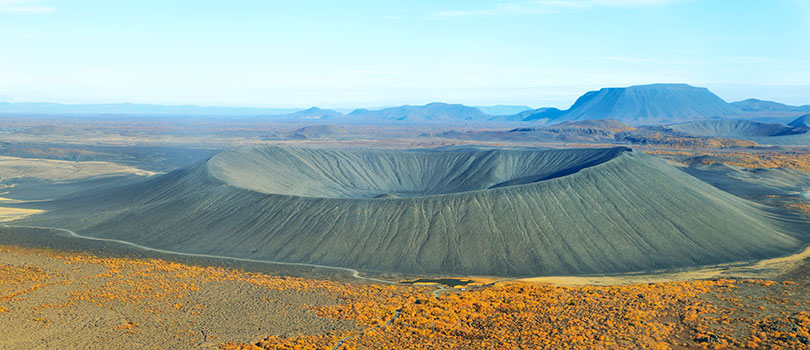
<box><xmin>2</xmin><ymin>224</ymin><xmax>394</xmax><ymax>284</ymax></box>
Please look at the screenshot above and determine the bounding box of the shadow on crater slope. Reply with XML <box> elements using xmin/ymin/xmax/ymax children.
<box><xmin>19</xmin><ymin>146</ymin><xmax>810</xmax><ymax>277</ymax></box>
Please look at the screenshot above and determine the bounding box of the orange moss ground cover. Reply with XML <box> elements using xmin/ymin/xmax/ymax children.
<box><xmin>0</xmin><ymin>245</ymin><xmax>398</xmax><ymax>314</ymax></box>
<box><xmin>646</xmin><ymin>150</ymin><xmax>810</xmax><ymax>174</ymax></box>
<box><xmin>223</xmin><ymin>278</ymin><xmax>810</xmax><ymax>350</ymax></box>
<box><xmin>2</xmin><ymin>245</ymin><xmax>809</xmax><ymax>349</ymax></box>
<box><xmin>698</xmin><ymin>152</ymin><xmax>810</xmax><ymax>173</ymax></box>
<box><xmin>0</xmin><ymin>244</ymin><xmax>420</xmax><ymax>347</ymax></box>
<box><xmin>626</xmin><ymin>133</ymin><xmax>759</xmax><ymax>148</ymax></box>
<box><xmin>786</xmin><ymin>202</ymin><xmax>810</xmax><ymax>216</ymax></box>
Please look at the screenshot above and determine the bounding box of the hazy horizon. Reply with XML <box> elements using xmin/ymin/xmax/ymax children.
<box><xmin>2</xmin><ymin>82</ymin><xmax>808</xmax><ymax>112</ymax></box>
<box><xmin>2</xmin><ymin>0</ymin><xmax>809</xmax><ymax>108</ymax></box>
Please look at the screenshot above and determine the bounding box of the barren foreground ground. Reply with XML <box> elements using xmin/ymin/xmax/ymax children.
<box><xmin>1</xmin><ymin>227</ymin><xmax>809</xmax><ymax>349</ymax></box>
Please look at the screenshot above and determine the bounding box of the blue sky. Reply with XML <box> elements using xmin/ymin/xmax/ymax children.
<box><xmin>1</xmin><ymin>0</ymin><xmax>808</xmax><ymax>108</ymax></box>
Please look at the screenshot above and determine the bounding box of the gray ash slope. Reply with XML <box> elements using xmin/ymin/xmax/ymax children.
<box><xmin>21</xmin><ymin>146</ymin><xmax>809</xmax><ymax>277</ymax></box>
<box><xmin>670</xmin><ymin>119</ymin><xmax>808</xmax><ymax>138</ymax></box>
<box><xmin>668</xmin><ymin>119</ymin><xmax>810</xmax><ymax>145</ymax></box>
<box><xmin>789</xmin><ymin>114</ymin><xmax>810</xmax><ymax>128</ymax></box>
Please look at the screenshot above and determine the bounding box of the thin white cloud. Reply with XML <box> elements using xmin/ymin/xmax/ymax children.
<box><xmin>438</xmin><ymin>3</ymin><xmax>544</xmax><ymax>17</ymax></box>
<box><xmin>0</xmin><ymin>0</ymin><xmax>54</xmax><ymax>14</ymax></box>
<box><xmin>437</xmin><ymin>0</ymin><xmax>679</xmax><ymax>17</ymax></box>
<box><xmin>593</xmin><ymin>0</ymin><xmax>676</xmax><ymax>6</ymax></box>
<box><xmin>599</xmin><ymin>56</ymin><xmax>654</xmax><ymax>64</ymax></box>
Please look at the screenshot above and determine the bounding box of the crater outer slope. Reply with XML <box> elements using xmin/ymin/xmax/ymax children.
<box><xmin>670</xmin><ymin>119</ymin><xmax>806</xmax><ymax>138</ymax></box>
<box><xmin>22</xmin><ymin>146</ymin><xmax>809</xmax><ymax>277</ymax></box>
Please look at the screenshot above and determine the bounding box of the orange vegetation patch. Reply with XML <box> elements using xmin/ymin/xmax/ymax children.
<box><xmin>786</xmin><ymin>202</ymin><xmax>810</xmax><ymax>216</ymax></box>
<box><xmin>228</xmin><ymin>281</ymin><xmax>719</xmax><ymax>349</ymax></box>
<box><xmin>0</xmin><ymin>244</ymin><xmax>413</xmax><ymax>346</ymax></box>
<box><xmin>47</xmin><ymin>249</ymin><xmax>399</xmax><ymax>323</ymax></box>
<box><xmin>0</xmin><ymin>263</ymin><xmax>48</xmax><ymax>286</ymax></box>
<box><xmin>645</xmin><ymin>150</ymin><xmax>700</xmax><ymax>157</ymax></box>
<box><xmin>114</xmin><ymin>321</ymin><xmax>139</xmax><ymax>334</ymax></box>
<box><xmin>2</xmin><ymin>245</ymin><xmax>809</xmax><ymax>349</ymax></box>
<box><xmin>699</xmin><ymin>152</ymin><xmax>810</xmax><ymax>173</ymax></box>
<box><xmin>627</xmin><ymin>133</ymin><xmax>759</xmax><ymax>148</ymax></box>
<box><xmin>646</xmin><ymin>149</ymin><xmax>810</xmax><ymax>174</ymax></box>
<box><xmin>0</xmin><ymin>263</ymin><xmax>53</xmax><ymax>306</ymax></box>
<box><xmin>222</xmin><ymin>279</ymin><xmax>810</xmax><ymax>349</ymax></box>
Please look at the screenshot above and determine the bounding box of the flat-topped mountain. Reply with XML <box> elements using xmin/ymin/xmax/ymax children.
<box><xmin>516</xmin><ymin>84</ymin><xmax>740</xmax><ymax>125</ymax></box>
<box><xmin>22</xmin><ymin>146</ymin><xmax>809</xmax><ymax>277</ymax></box>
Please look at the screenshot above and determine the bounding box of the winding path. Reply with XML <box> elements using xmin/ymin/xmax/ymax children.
<box><xmin>0</xmin><ymin>224</ymin><xmax>394</xmax><ymax>284</ymax></box>
<box><xmin>431</xmin><ymin>283</ymin><xmax>449</xmax><ymax>297</ymax></box>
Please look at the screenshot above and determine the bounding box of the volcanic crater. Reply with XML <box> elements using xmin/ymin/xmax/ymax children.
<box><xmin>20</xmin><ymin>146</ymin><xmax>810</xmax><ymax>276</ymax></box>
<box><xmin>207</xmin><ymin>146</ymin><xmax>628</xmax><ymax>199</ymax></box>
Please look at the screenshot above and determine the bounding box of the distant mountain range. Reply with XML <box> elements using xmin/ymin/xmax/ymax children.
<box><xmin>473</xmin><ymin>105</ymin><xmax>533</xmax><ymax>116</ymax></box>
<box><xmin>0</xmin><ymin>102</ymin><xmax>301</xmax><ymax>117</ymax></box>
<box><xmin>502</xmin><ymin>107</ymin><xmax>565</xmax><ymax>122</ymax></box>
<box><xmin>348</xmin><ymin>102</ymin><xmax>490</xmax><ymax>122</ymax></box>
<box><xmin>274</xmin><ymin>104</ymin><xmax>535</xmax><ymax>122</ymax></box>
<box><xmin>2</xmin><ymin>85</ymin><xmax>808</xmax><ymax>125</ymax></box>
<box><xmin>0</xmin><ymin>101</ymin><xmax>528</xmax><ymax>123</ymax></box>
<box><xmin>278</xmin><ymin>107</ymin><xmax>344</xmax><ymax>120</ymax></box>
